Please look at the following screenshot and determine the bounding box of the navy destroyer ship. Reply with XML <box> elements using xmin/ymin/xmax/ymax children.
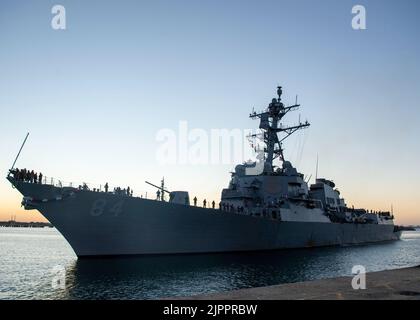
<box><xmin>7</xmin><ymin>87</ymin><xmax>401</xmax><ymax>257</ymax></box>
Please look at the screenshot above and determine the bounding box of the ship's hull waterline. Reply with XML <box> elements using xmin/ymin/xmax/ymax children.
<box><xmin>12</xmin><ymin>180</ymin><xmax>401</xmax><ymax>257</ymax></box>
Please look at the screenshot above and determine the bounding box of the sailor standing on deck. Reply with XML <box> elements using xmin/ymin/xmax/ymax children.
<box><xmin>11</xmin><ymin>168</ymin><xmax>19</xmax><ymax>180</ymax></box>
<box><xmin>156</xmin><ymin>190</ymin><xmax>161</xmax><ymax>200</ymax></box>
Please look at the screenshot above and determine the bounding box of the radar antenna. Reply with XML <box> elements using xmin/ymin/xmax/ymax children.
<box><xmin>248</xmin><ymin>86</ymin><xmax>310</xmax><ymax>173</ymax></box>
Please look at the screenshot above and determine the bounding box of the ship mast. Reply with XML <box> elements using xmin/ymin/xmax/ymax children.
<box><xmin>249</xmin><ymin>86</ymin><xmax>310</xmax><ymax>173</ymax></box>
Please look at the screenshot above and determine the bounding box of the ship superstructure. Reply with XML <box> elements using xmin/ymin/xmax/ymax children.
<box><xmin>220</xmin><ymin>87</ymin><xmax>394</xmax><ymax>226</ymax></box>
<box><xmin>7</xmin><ymin>87</ymin><xmax>400</xmax><ymax>257</ymax></box>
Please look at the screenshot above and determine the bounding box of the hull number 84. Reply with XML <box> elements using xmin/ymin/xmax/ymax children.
<box><xmin>90</xmin><ymin>199</ymin><xmax>125</xmax><ymax>217</ymax></box>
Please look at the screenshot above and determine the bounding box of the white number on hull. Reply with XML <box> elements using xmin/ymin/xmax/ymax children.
<box><xmin>90</xmin><ymin>199</ymin><xmax>125</xmax><ymax>217</ymax></box>
<box><xmin>109</xmin><ymin>200</ymin><xmax>124</xmax><ymax>217</ymax></box>
<box><xmin>90</xmin><ymin>199</ymin><xmax>107</xmax><ymax>216</ymax></box>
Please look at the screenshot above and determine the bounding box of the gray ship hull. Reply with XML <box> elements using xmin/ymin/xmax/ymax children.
<box><xmin>11</xmin><ymin>180</ymin><xmax>401</xmax><ymax>257</ymax></box>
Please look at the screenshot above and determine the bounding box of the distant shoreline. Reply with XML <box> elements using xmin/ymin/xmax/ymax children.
<box><xmin>397</xmin><ymin>226</ymin><xmax>419</xmax><ymax>231</ymax></box>
<box><xmin>0</xmin><ymin>221</ymin><xmax>53</xmax><ymax>228</ymax></box>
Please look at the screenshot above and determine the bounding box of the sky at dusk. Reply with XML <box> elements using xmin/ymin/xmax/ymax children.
<box><xmin>0</xmin><ymin>0</ymin><xmax>419</xmax><ymax>224</ymax></box>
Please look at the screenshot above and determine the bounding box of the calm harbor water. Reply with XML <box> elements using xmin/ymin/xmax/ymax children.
<box><xmin>0</xmin><ymin>227</ymin><xmax>419</xmax><ymax>300</ymax></box>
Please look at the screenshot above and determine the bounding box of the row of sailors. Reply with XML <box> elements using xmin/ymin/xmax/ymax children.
<box><xmin>79</xmin><ymin>182</ymin><xmax>134</xmax><ymax>197</ymax></box>
<box><xmin>113</xmin><ymin>186</ymin><xmax>133</xmax><ymax>197</ymax></box>
<box><xmin>192</xmin><ymin>197</ymin><xmax>217</xmax><ymax>209</ymax></box>
<box><xmin>349</xmin><ymin>206</ymin><xmax>392</xmax><ymax>216</ymax></box>
<box><xmin>191</xmin><ymin>197</ymin><xmax>246</xmax><ymax>213</ymax></box>
<box><xmin>106</xmin><ymin>183</ymin><xmax>133</xmax><ymax>196</ymax></box>
<box><xmin>9</xmin><ymin>168</ymin><xmax>43</xmax><ymax>184</ymax></box>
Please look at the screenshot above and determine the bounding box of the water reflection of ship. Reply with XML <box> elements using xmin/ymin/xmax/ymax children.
<box><xmin>62</xmin><ymin>249</ymin><xmax>337</xmax><ymax>299</ymax></box>
<box><xmin>61</xmin><ymin>240</ymin><xmax>405</xmax><ymax>299</ymax></box>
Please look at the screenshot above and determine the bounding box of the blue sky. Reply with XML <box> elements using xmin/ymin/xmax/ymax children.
<box><xmin>0</xmin><ymin>0</ymin><xmax>419</xmax><ymax>223</ymax></box>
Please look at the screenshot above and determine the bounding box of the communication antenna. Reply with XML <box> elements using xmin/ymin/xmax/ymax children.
<box><xmin>10</xmin><ymin>132</ymin><xmax>29</xmax><ymax>174</ymax></box>
<box><xmin>161</xmin><ymin>177</ymin><xmax>165</xmax><ymax>201</ymax></box>
<box><xmin>315</xmin><ymin>154</ymin><xmax>319</xmax><ymax>181</ymax></box>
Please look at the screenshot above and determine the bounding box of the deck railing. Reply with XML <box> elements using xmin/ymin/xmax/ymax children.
<box><xmin>12</xmin><ymin>174</ymin><xmax>150</xmax><ymax>198</ymax></box>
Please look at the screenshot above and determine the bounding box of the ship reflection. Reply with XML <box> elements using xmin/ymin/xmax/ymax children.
<box><xmin>61</xmin><ymin>246</ymin><xmax>372</xmax><ymax>299</ymax></box>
